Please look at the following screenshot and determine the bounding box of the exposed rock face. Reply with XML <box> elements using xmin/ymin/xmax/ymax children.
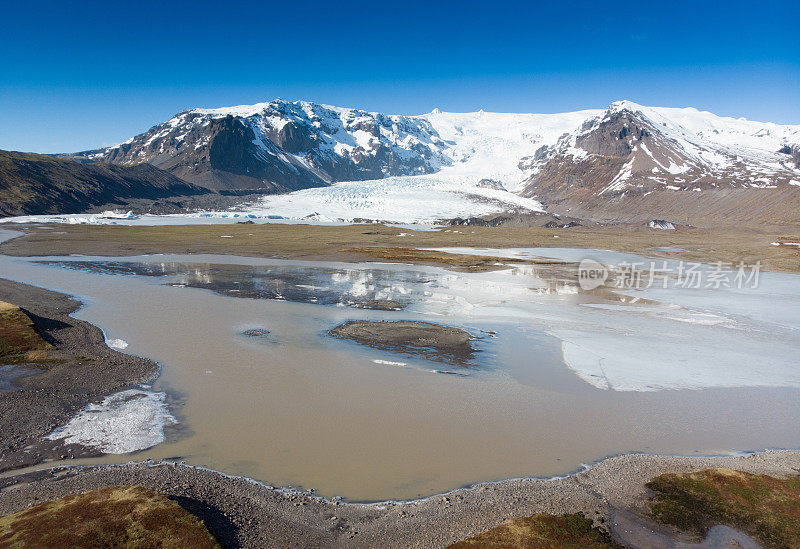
<box><xmin>778</xmin><ymin>143</ymin><xmax>800</xmax><ymax>167</ymax></box>
<box><xmin>476</xmin><ymin>179</ymin><xmax>507</xmax><ymax>190</ymax></box>
<box><xmin>276</xmin><ymin>121</ymin><xmax>317</xmax><ymax>153</ymax></box>
<box><xmin>66</xmin><ymin>99</ymin><xmax>450</xmax><ymax>194</ymax></box>
<box><xmin>519</xmin><ymin>102</ymin><xmax>800</xmax><ymax>225</ymax></box>
<box><xmin>522</xmin><ymin>106</ymin><xmax>698</xmax><ymax>202</ymax></box>
<box><xmin>448</xmin><ymin>216</ymin><xmax>512</xmax><ymax>227</ymax></box>
<box><xmin>544</xmin><ymin>220</ymin><xmax>581</xmax><ymax>228</ymax></box>
<box><xmin>648</xmin><ymin>219</ymin><xmax>676</xmax><ymax>230</ymax></box>
<box><xmin>575</xmin><ymin>110</ymin><xmax>651</xmax><ymax>157</ymax></box>
<box><xmin>0</xmin><ymin>150</ymin><xmax>210</xmax><ymax>217</ymax></box>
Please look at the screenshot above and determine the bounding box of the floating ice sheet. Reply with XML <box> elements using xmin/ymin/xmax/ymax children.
<box><xmin>46</xmin><ymin>389</ymin><xmax>176</xmax><ymax>454</ymax></box>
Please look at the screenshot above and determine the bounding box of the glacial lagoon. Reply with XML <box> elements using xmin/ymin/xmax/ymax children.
<box><xmin>2</xmin><ymin>232</ymin><xmax>799</xmax><ymax>501</ymax></box>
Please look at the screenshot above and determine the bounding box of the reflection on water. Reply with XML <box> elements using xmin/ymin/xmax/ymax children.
<box><xmin>39</xmin><ymin>259</ymin><xmax>585</xmax><ymax>312</ymax></box>
<box><xmin>3</xmin><ymin>248</ymin><xmax>799</xmax><ymax>501</ymax></box>
<box><xmin>40</xmin><ymin>261</ymin><xmax>456</xmax><ymax>311</ymax></box>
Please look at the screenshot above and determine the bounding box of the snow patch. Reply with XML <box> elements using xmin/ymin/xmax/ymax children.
<box><xmin>45</xmin><ymin>389</ymin><xmax>176</xmax><ymax>454</ymax></box>
<box><xmin>106</xmin><ymin>338</ymin><xmax>129</xmax><ymax>349</ymax></box>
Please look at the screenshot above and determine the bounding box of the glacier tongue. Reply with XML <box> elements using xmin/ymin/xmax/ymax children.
<box><xmin>418</xmin><ymin>108</ymin><xmax>604</xmax><ymax>191</ymax></box>
<box><xmin>245</xmin><ymin>175</ymin><xmax>545</xmax><ymax>224</ymax></box>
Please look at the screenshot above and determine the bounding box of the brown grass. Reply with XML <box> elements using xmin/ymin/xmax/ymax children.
<box><xmin>3</xmin><ymin>222</ymin><xmax>799</xmax><ymax>272</ymax></box>
<box><xmin>647</xmin><ymin>468</ymin><xmax>800</xmax><ymax>549</ymax></box>
<box><xmin>0</xmin><ymin>300</ymin><xmax>52</xmax><ymax>361</ymax></box>
<box><xmin>0</xmin><ymin>486</ymin><xmax>219</xmax><ymax>548</ymax></box>
<box><xmin>447</xmin><ymin>513</ymin><xmax>621</xmax><ymax>548</ymax></box>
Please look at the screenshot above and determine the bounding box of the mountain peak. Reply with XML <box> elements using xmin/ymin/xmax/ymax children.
<box><xmin>607</xmin><ymin>100</ymin><xmax>646</xmax><ymax>113</ymax></box>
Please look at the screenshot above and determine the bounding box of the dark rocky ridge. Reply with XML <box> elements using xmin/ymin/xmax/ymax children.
<box><xmin>522</xmin><ymin>106</ymin><xmax>800</xmax><ymax>201</ymax></box>
<box><xmin>575</xmin><ymin>109</ymin><xmax>652</xmax><ymax>157</ymax></box>
<box><xmin>521</xmin><ymin>108</ymin><xmax>695</xmax><ymax>203</ymax></box>
<box><xmin>778</xmin><ymin>143</ymin><xmax>800</xmax><ymax>167</ymax></box>
<box><xmin>0</xmin><ymin>150</ymin><xmax>212</xmax><ymax>217</ymax></box>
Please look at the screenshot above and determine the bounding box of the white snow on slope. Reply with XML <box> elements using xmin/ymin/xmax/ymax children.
<box><xmin>638</xmin><ymin>103</ymin><xmax>800</xmax><ymax>155</ymax></box>
<box><xmin>235</xmin><ymin>106</ymin><xmax>606</xmax><ymax>222</ymax></box>
<box><xmin>101</xmin><ymin>98</ymin><xmax>799</xmax><ymax>188</ymax></box>
<box><xmin>93</xmin><ymin>98</ymin><xmax>450</xmax><ymax>178</ymax></box>
<box><xmin>594</xmin><ymin>101</ymin><xmax>800</xmax><ymax>190</ymax></box>
<box><xmin>418</xmin><ymin>108</ymin><xmax>602</xmax><ymax>191</ymax></box>
<box><xmin>245</xmin><ymin>175</ymin><xmax>545</xmax><ymax>223</ymax></box>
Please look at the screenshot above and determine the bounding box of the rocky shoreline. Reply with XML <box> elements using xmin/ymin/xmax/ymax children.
<box><xmin>0</xmin><ymin>278</ymin><xmax>158</xmax><ymax>472</ymax></box>
<box><xmin>1</xmin><ymin>451</ymin><xmax>798</xmax><ymax>548</ymax></box>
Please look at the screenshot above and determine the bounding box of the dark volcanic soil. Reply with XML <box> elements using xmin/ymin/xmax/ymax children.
<box><xmin>0</xmin><ymin>278</ymin><xmax>158</xmax><ymax>472</ymax></box>
<box><xmin>328</xmin><ymin>320</ymin><xmax>477</xmax><ymax>366</ymax></box>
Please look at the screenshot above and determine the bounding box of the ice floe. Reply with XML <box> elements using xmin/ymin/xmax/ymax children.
<box><xmin>373</xmin><ymin>359</ymin><xmax>408</xmax><ymax>367</ymax></box>
<box><xmin>106</xmin><ymin>338</ymin><xmax>129</xmax><ymax>349</ymax></box>
<box><xmin>46</xmin><ymin>389</ymin><xmax>176</xmax><ymax>453</ymax></box>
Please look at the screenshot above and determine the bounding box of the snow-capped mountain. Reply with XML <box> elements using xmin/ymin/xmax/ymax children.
<box><xmin>520</xmin><ymin>100</ymin><xmax>800</xmax><ymax>203</ymax></box>
<box><xmin>70</xmin><ymin>99</ymin><xmax>451</xmax><ymax>193</ymax></box>
<box><xmin>64</xmin><ymin>98</ymin><xmax>800</xmax><ymax>224</ymax></box>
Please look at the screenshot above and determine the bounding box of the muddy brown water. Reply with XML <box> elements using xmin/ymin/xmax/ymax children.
<box><xmin>1</xmin><ymin>237</ymin><xmax>799</xmax><ymax>501</ymax></box>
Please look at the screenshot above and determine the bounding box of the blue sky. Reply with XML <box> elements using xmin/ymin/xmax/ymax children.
<box><xmin>1</xmin><ymin>0</ymin><xmax>798</xmax><ymax>153</ymax></box>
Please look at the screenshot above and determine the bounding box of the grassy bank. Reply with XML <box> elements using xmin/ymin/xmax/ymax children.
<box><xmin>447</xmin><ymin>513</ymin><xmax>620</xmax><ymax>548</ymax></box>
<box><xmin>2</xmin><ymin>222</ymin><xmax>800</xmax><ymax>272</ymax></box>
<box><xmin>648</xmin><ymin>468</ymin><xmax>800</xmax><ymax>548</ymax></box>
<box><xmin>0</xmin><ymin>300</ymin><xmax>52</xmax><ymax>362</ymax></box>
<box><xmin>0</xmin><ymin>486</ymin><xmax>219</xmax><ymax>548</ymax></box>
